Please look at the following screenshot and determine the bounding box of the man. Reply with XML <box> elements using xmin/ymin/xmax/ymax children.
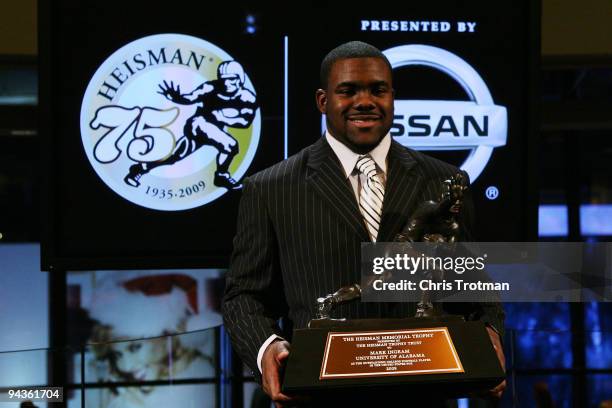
<box><xmin>222</xmin><ymin>41</ymin><xmax>505</xmax><ymax>406</ymax></box>
<box><xmin>124</xmin><ymin>60</ymin><xmax>257</xmax><ymax>190</ymax></box>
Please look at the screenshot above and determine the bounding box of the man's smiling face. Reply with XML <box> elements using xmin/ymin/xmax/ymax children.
<box><xmin>316</xmin><ymin>57</ymin><xmax>394</xmax><ymax>154</ymax></box>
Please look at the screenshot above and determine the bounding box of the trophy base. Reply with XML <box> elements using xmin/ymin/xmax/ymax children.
<box><xmin>283</xmin><ymin>317</ymin><xmax>503</xmax><ymax>399</ymax></box>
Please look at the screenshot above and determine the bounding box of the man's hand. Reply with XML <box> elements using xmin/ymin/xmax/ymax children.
<box><xmin>486</xmin><ymin>326</ymin><xmax>507</xmax><ymax>399</ymax></box>
<box><xmin>261</xmin><ymin>339</ymin><xmax>306</xmax><ymax>407</ymax></box>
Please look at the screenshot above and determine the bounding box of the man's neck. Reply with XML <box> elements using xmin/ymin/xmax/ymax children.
<box><xmin>325</xmin><ymin>131</ymin><xmax>391</xmax><ymax>177</ymax></box>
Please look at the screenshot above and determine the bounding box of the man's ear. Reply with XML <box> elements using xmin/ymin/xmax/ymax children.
<box><xmin>315</xmin><ymin>89</ymin><xmax>327</xmax><ymax>114</ymax></box>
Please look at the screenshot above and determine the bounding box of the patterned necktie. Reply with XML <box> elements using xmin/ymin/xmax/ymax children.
<box><xmin>356</xmin><ymin>155</ymin><xmax>385</xmax><ymax>242</ymax></box>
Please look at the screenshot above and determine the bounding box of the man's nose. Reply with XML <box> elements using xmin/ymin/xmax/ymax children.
<box><xmin>354</xmin><ymin>91</ymin><xmax>375</xmax><ymax>110</ymax></box>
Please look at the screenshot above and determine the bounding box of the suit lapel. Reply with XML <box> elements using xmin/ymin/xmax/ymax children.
<box><xmin>378</xmin><ymin>141</ymin><xmax>420</xmax><ymax>241</ymax></box>
<box><xmin>306</xmin><ymin>137</ymin><xmax>370</xmax><ymax>241</ymax></box>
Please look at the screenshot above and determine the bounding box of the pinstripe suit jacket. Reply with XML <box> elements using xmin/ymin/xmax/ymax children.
<box><xmin>222</xmin><ymin>136</ymin><xmax>505</xmax><ymax>379</ymax></box>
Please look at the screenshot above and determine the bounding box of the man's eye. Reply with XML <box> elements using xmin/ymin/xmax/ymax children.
<box><xmin>337</xmin><ymin>89</ymin><xmax>354</xmax><ymax>95</ymax></box>
<box><xmin>373</xmin><ymin>87</ymin><xmax>388</xmax><ymax>95</ymax></box>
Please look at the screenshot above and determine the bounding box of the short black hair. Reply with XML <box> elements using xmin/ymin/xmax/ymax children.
<box><xmin>320</xmin><ymin>41</ymin><xmax>392</xmax><ymax>89</ymax></box>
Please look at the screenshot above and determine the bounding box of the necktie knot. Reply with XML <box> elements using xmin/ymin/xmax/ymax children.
<box><xmin>356</xmin><ymin>155</ymin><xmax>377</xmax><ymax>178</ymax></box>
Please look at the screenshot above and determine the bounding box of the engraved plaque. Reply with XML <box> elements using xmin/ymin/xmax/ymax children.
<box><xmin>320</xmin><ymin>327</ymin><xmax>463</xmax><ymax>379</ymax></box>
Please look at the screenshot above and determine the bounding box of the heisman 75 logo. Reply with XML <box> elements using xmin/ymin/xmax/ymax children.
<box><xmin>80</xmin><ymin>34</ymin><xmax>261</xmax><ymax>211</ymax></box>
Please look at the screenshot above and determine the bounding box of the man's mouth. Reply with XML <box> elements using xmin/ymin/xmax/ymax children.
<box><xmin>347</xmin><ymin>115</ymin><xmax>381</xmax><ymax>128</ymax></box>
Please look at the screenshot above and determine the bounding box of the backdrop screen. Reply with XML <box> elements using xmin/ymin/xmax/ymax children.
<box><xmin>42</xmin><ymin>1</ymin><xmax>537</xmax><ymax>270</ymax></box>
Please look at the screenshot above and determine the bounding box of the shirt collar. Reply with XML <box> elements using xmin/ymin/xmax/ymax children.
<box><xmin>325</xmin><ymin>131</ymin><xmax>390</xmax><ymax>178</ymax></box>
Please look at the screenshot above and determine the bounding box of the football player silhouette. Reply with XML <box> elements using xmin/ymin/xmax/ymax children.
<box><xmin>124</xmin><ymin>61</ymin><xmax>257</xmax><ymax>190</ymax></box>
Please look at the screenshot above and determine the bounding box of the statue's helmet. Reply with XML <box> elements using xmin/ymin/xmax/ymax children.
<box><xmin>217</xmin><ymin>61</ymin><xmax>245</xmax><ymax>85</ymax></box>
